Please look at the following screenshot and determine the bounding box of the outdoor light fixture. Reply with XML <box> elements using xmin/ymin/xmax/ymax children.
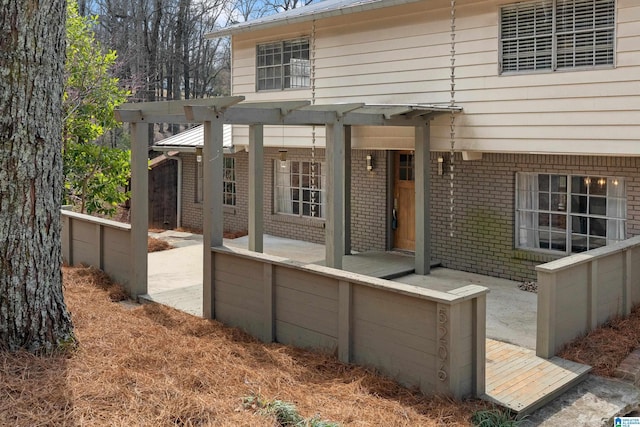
<box><xmin>279</xmin><ymin>149</ymin><xmax>288</xmax><ymax>168</ymax></box>
<box><xmin>195</xmin><ymin>147</ymin><xmax>203</xmax><ymax>163</ymax></box>
<box><xmin>366</xmin><ymin>154</ymin><xmax>373</xmax><ymax>171</ymax></box>
<box><xmin>437</xmin><ymin>156</ymin><xmax>444</xmax><ymax>175</ymax></box>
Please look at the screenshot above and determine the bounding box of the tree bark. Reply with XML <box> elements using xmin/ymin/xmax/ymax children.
<box><xmin>0</xmin><ymin>0</ymin><xmax>74</xmax><ymax>352</ymax></box>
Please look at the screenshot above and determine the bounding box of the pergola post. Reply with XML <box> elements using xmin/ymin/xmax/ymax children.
<box><xmin>415</xmin><ymin>122</ymin><xmax>431</xmax><ymax>275</ymax></box>
<box><xmin>325</xmin><ymin>119</ymin><xmax>345</xmax><ymax>269</ymax></box>
<box><xmin>130</xmin><ymin>121</ymin><xmax>149</xmax><ymax>297</ymax></box>
<box><xmin>202</xmin><ymin>117</ymin><xmax>225</xmax><ymax>319</ymax></box>
<box><xmin>248</xmin><ymin>124</ymin><xmax>264</xmax><ymax>253</ymax></box>
<box><xmin>344</xmin><ymin>126</ymin><xmax>352</xmax><ymax>255</ymax></box>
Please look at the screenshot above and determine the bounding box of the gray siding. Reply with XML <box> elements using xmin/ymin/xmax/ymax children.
<box><xmin>210</xmin><ymin>246</ymin><xmax>487</xmax><ymax>398</ymax></box>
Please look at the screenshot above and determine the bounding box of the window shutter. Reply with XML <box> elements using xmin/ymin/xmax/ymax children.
<box><xmin>500</xmin><ymin>1</ymin><xmax>553</xmax><ymax>72</ymax></box>
<box><xmin>501</xmin><ymin>0</ymin><xmax>614</xmax><ymax>73</ymax></box>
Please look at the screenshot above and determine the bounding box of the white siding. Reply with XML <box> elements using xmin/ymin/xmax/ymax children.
<box><xmin>230</xmin><ymin>0</ymin><xmax>640</xmax><ymax>155</ymax></box>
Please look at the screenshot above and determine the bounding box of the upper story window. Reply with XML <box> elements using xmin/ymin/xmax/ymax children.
<box><xmin>516</xmin><ymin>172</ymin><xmax>626</xmax><ymax>254</ymax></box>
<box><xmin>500</xmin><ymin>0</ymin><xmax>615</xmax><ymax>73</ymax></box>
<box><xmin>257</xmin><ymin>38</ymin><xmax>310</xmax><ymax>91</ymax></box>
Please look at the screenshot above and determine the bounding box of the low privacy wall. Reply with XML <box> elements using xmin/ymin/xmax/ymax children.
<box><xmin>61</xmin><ymin>210</ymin><xmax>132</xmax><ymax>291</ymax></box>
<box><xmin>210</xmin><ymin>246</ymin><xmax>488</xmax><ymax>398</ymax></box>
<box><xmin>536</xmin><ymin>236</ymin><xmax>640</xmax><ymax>358</ymax></box>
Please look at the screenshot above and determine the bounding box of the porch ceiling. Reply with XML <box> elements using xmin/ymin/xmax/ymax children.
<box><xmin>115</xmin><ymin>96</ymin><xmax>461</xmax><ymax>126</ymax></box>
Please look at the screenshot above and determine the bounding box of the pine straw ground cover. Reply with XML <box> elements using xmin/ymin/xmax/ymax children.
<box><xmin>559</xmin><ymin>305</ymin><xmax>640</xmax><ymax>377</ymax></box>
<box><xmin>148</xmin><ymin>236</ymin><xmax>174</xmax><ymax>253</ymax></box>
<box><xmin>0</xmin><ymin>266</ymin><xmax>489</xmax><ymax>426</ymax></box>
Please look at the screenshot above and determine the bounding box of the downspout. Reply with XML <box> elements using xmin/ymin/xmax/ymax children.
<box><xmin>166</xmin><ymin>153</ymin><xmax>182</xmax><ymax>229</ymax></box>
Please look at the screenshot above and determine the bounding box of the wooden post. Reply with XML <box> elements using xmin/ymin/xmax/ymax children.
<box><xmin>249</xmin><ymin>125</ymin><xmax>264</xmax><ymax>253</ymax></box>
<box><xmin>588</xmin><ymin>261</ymin><xmax>598</xmax><ymax>330</ymax></box>
<box><xmin>129</xmin><ymin>121</ymin><xmax>149</xmax><ymax>298</ymax></box>
<box><xmin>472</xmin><ymin>294</ymin><xmax>486</xmax><ymax>396</ymax></box>
<box><xmin>338</xmin><ymin>280</ymin><xmax>352</xmax><ymax>363</ymax></box>
<box><xmin>344</xmin><ymin>126</ymin><xmax>352</xmax><ymax>255</ymax></box>
<box><xmin>202</xmin><ymin>117</ymin><xmax>225</xmax><ymax>319</ymax></box>
<box><xmin>536</xmin><ymin>271</ymin><xmax>557</xmax><ymax>358</ymax></box>
<box><xmin>263</xmin><ymin>263</ymin><xmax>275</xmax><ymax>342</ymax></box>
<box><xmin>325</xmin><ymin>120</ymin><xmax>345</xmax><ymax>269</ymax></box>
<box><xmin>61</xmin><ymin>214</ymin><xmax>72</xmax><ymax>265</ymax></box>
<box><xmin>624</xmin><ymin>251</ymin><xmax>632</xmax><ymax>315</ymax></box>
<box><xmin>415</xmin><ymin>123</ymin><xmax>431</xmax><ymax>275</ymax></box>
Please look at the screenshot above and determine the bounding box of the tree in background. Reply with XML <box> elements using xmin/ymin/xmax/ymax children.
<box><xmin>0</xmin><ymin>0</ymin><xmax>74</xmax><ymax>351</ymax></box>
<box><xmin>63</xmin><ymin>2</ymin><xmax>131</xmax><ymax>215</ymax></box>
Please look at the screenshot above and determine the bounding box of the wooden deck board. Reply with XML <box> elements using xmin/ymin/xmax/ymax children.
<box><xmin>484</xmin><ymin>339</ymin><xmax>591</xmax><ymax>415</ymax></box>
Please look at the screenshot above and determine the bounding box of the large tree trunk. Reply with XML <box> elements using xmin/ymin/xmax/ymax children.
<box><xmin>0</xmin><ymin>0</ymin><xmax>74</xmax><ymax>351</ymax></box>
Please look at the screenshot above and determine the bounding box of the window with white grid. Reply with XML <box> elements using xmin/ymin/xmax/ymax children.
<box><xmin>516</xmin><ymin>173</ymin><xmax>626</xmax><ymax>254</ymax></box>
<box><xmin>500</xmin><ymin>0</ymin><xmax>615</xmax><ymax>73</ymax></box>
<box><xmin>257</xmin><ymin>39</ymin><xmax>310</xmax><ymax>91</ymax></box>
<box><xmin>274</xmin><ymin>160</ymin><xmax>325</xmax><ymax>218</ymax></box>
<box><xmin>196</xmin><ymin>156</ymin><xmax>236</xmax><ymax>206</ymax></box>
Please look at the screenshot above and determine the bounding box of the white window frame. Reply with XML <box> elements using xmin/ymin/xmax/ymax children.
<box><xmin>223</xmin><ymin>157</ymin><xmax>236</xmax><ymax>207</ymax></box>
<box><xmin>499</xmin><ymin>0</ymin><xmax>615</xmax><ymax>74</ymax></box>
<box><xmin>515</xmin><ymin>172</ymin><xmax>626</xmax><ymax>254</ymax></box>
<box><xmin>196</xmin><ymin>156</ymin><xmax>236</xmax><ymax>206</ymax></box>
<box><xmin>256</xmin><ymin>38</ymin><xmax>310</xmax><ymax>91</ymax></box>
<box><xmin>274</xmin><ymin>159</ymin><xmax>325</xmax><ymax>219</ymax></box>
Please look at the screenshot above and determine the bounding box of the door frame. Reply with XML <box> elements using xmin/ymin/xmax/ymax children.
<box><xmin>390</xmin><ymin>150</ymin><xmax>416</xmax><ymax>252</ymax></box>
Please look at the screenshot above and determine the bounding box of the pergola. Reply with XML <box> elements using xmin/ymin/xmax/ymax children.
<box><xmin>115</xmin><ymin>96</ymin><xmax>461</xmax><ymax>317</ymax></box>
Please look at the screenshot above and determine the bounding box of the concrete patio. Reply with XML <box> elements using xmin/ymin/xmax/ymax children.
<box><xmin>146</xmin><ymin>231</ymin><xmax>537</xmax><ymax>350</ymax></box>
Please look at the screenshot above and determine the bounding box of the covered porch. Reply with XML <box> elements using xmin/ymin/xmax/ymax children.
<box><xmin>116</xmin><ymin>97</ymin><xmax>590</xmax><ymax>405</ymax></box>
<box><xmin>116</xmin><ymin>96</ymin><xmax>460</xmax><ymax>302</ymax></box>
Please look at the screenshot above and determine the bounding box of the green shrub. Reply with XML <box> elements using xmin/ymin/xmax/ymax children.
<box><xmin>471</xmin><ymin>407</ymin><xmax>522</xmax><ymax>427</ymax></box>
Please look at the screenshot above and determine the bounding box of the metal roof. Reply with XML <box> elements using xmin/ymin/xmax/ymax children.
<box><xmin>152</xmin><ymin>124</ymin><xmax>234</xmax><ymax>153</ymax></box>
<box><xmin>205</xmin><ymin>0</ymin><xmax>423</xmax><ymax>39</ymax></box>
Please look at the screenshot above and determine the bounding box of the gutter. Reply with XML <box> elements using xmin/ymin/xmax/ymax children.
<box><xmin>152</xmin><ymin>146</ymin><xmax>236</xmax><ymax>154</ymax></box>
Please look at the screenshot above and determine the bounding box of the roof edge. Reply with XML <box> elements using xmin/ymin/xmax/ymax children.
<box><xmin>205</xmin><ymin>0</ymin><xmax>423</xmax><ymax>39</ymax></box>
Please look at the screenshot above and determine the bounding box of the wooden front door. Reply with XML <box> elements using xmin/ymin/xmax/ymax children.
<box><xmin>393</xmin><ymin>151</ymin><xmax>415</xmax><ymax>251</ymax></box>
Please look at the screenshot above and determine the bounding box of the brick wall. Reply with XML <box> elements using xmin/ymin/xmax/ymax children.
<box><xmin>177</xmin><ymin>148</ymin><xmax>390</xmax><ymax>249</ymax></box>
<box><xmin>177</xmin><ymin>149</ymin><xmax>640</xmax><ymax>283</ymax></box>
<box><xmin>350</xmin><ymin>150</ymin><xmax>388</xmax><ymax>252</ymax></box>
<box><xmin>180</xmin><ymin>154</ymin><xmax>200</xmax><ymax>231</ymax></box>
<box><xmin>430</xmin><ymin>153</ymin><xmax>640</xmax><ymax>282</ymax></box>
<box><xmin>179</xmin><ymin>152</ymin><xmax>249</xmax><ymax>234</ymax></box>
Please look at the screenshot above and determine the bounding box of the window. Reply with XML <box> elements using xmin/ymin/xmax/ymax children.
<box><xmin>500</xmin><ymin>0</ymin><xmax>615</xmax><ymax>73</ymax></box>
<box><xmin>257</xmin><ymin>38</ymin><xmax>310</xmax><ymax>91</ymax></box>
<box><xmin>274</xmin><ymin>160</ymin><xmax>325</xmax><ymax>218</ymax></box>
<box><xmin>196</xmin><ymin>156</ymin><xmax>236</xmax><ymax>206</ymax></box>
<box><xmin>516</xmin><ymin>173</ymin><xmax>626</xmax><ymax>254</ymax></box>
<box><xmin>398</xmin><ymin>153</ymin><xmax>415</xmax><ymax>181</ymax></box>
<box><xmin>223</xmin><ymin>157</ymin><xmax>236</xmax><ymax>206</ymax></box>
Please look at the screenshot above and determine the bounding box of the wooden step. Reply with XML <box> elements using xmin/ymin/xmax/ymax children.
<box><xmin>483</xmin><ymin>339</ymin><xmax>591</xmax><ymax>416</ymax></box>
